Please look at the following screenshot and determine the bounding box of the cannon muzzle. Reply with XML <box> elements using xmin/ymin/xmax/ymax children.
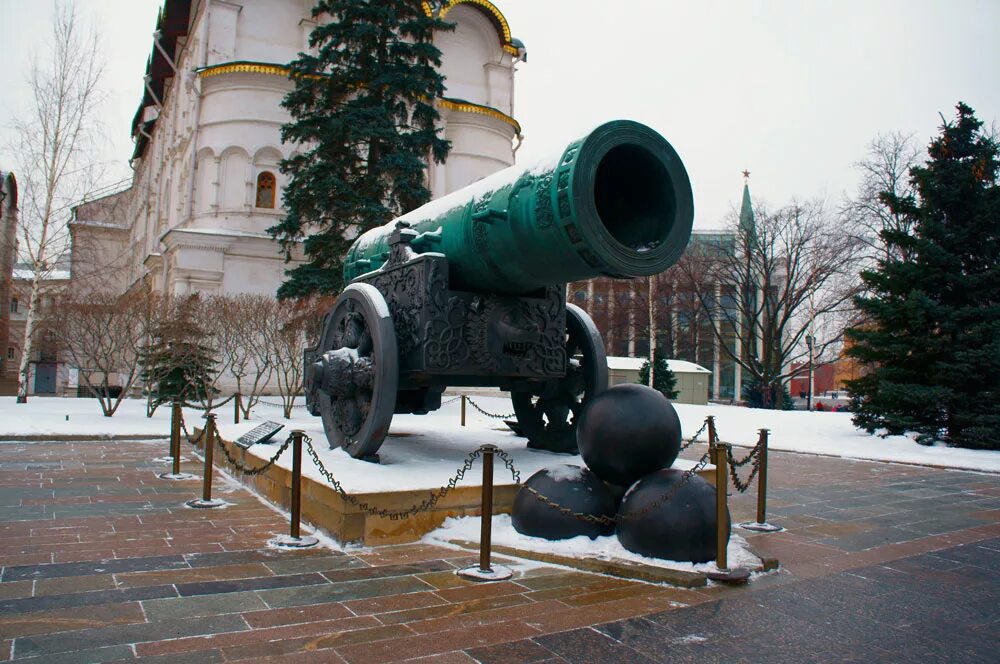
<box><xmin>344</xmin><ymin>120</ymin><xmax>693</xmax><ymax>293</ymax></box>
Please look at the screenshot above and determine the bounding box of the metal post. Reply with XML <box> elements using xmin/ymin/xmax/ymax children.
<box><xmin>185</xmin><ymin>413</ymin><xmax>225</xmax><ymax>508</ymax></box>
<box><xmin>806</xmin><ymin>335</ymin><xmax>814</xmax><ymax>411</ymax></box>
<box><xmin>756</xmin><ymin>428</ymin><xmax>768</xmax><ymax>524</ymax></box>
<box><xmin>160</xmin><ymin>400</ymin><xmax>195</xmax><ymax>480</ymax></box>
<box><xmin>201</xmin><ymin>414</ymin><xmax>216</xmax><ymax>501</ymax></box>
<box><xmin>461</xmin><ymin>395</ymin><xmax>467</xmax><ymax>426</ymax></box>
<box><xmin>715</xmin><ymin>441</ymin><xmax>729</xmax><ymax>570</ymax></box>
<box><xmin>171</xmin><ymin>401</ymin><xmax>181</xmax><ymax>475</ymax></box>
<box><xmin>706</xmin><ymin>441</ymin><xmax>751</xmax><ymax>583</ymax></box>
<box><xmin>480</xmin><ymin>446</ymin><xmax>494</xmax><ymax>571</ymax></box>
<box><xmin>272</xmin><ymin>430</ymin><xmax>318</xmax><ymax>548</ymax></box>
<box><xmin>740</xmin><ymin>429</ymin><xmax>782</xmax><ymax>532</ymax></box>
<box><xmin>706</xmin><ymin>416</ymin><xmax>717</xmax><ymax>464</ymax></box>
<box><xmin>235</xmin><ymin>392</ymin><xmax>241</xmax><ymax>424</ymax></box>
<box><xmin>458</xmin><ymin>445</ymin><xmax>511</xmax><ymax>581</ymax></box>
<box><xmin>291</xmin><ymin>430</ymin><xmax>303</xmax><ymax>538</ymax></box>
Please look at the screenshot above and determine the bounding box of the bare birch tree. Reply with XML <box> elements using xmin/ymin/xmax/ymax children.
<box><xmin>679</xmin><ymin>201</ymin><xmax>863</xmax><ymax>408</ymax></box>
<box><xmin>9</xmin><ymin>2</ymin><xmax>107</xmax><ymax>403</ymax></box>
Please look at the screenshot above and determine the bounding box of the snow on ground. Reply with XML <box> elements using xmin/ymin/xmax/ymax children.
<box><xmin>213</xmin><ymin>398</ymin><xmax>703</xmax><ymax>493</ymax></box>
<box><xmin>1</xmin><ymin>393</ymin><xmax>997</xmax><ymax>474</ymax></box>
<box><xmin>424</xmin><ymin>513</ymin><xmax>760</xmax><ymax>575</ymax></box>
<box><xmin>673</xmin><ymin>401</ymin><xmax>1000</xmax><ymax>473</ymax></box>
<box><xmin>0</xmin><ymin>396</ymin><xmax>198</xmax><ymax>438</ymax></box>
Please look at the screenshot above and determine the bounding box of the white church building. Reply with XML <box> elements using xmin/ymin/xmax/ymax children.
<box><xmin>72</xmin><ymin>0</ymin><xmax>526</xmax><ymax>297</ymax></box>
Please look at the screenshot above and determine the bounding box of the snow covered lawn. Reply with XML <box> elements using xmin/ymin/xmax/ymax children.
<box><xmin>0</xmin><ymin>396</ymin><xmax>188</xmax><ymax>438</ymax></box>
<box><xmin>676</xmin><ymin>402</ymin><xmax>1000</xmax><ymax>473</ymax></box>
<box><xmin>1</xmin><ymin>394</ymin><xmax>997</xmax><ymax>474</ymax></box>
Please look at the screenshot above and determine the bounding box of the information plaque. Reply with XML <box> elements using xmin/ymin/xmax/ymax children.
<box><xmin>235</xmin><ymin>422</ymin><xmax>284</xmax><ymax>449</ymax></box>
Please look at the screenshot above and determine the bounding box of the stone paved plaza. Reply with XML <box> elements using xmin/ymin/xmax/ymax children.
<box><xmin>0</xmin><ymin>438</ymin><xmax>997</xmax><ymax>663</ymax></box>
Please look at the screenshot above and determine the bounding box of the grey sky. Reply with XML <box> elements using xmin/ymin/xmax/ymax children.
<box><xmin>2</xmin><ymin>0</ymin><xmax>998</xmax><ymax>228</ymax></box>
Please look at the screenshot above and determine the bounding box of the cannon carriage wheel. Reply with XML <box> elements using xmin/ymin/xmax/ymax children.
<box><xmin>309</xmin><ymin>283</ymin><xmax>398</xmax><ymax>459</ymax></box>
<box><xmin>510</xmin><ymin>304</ymin><xmax>608</xmax><ymax>454</ymax></box>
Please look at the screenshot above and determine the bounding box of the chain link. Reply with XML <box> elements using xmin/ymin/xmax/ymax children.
<box><xmin>177</xmin><ymin>411</ymin><xmax>205</xmax><ymax>446</ymax></box>
<box><xmin>256</xmin><ymin>398</ymin><xmax>310</xmax><ymax>409</ymax></box>
<box><xmin>441</xmin><ymin>396</ymin><xmax>462</xmax><ymax>406</ymax></box>
<box><xmin>178</xmin><ymin>393</ymin><xmax>238</xmax><ymax>411</ymax></box>
<box><xmin>724</xmin><ymin>442</ymin><xmax>762</xmax><ymax>493</ymax></box>
<box><xmin>620</xmin><ymin>450</ymin><xmax>713</xmax><ymax>521</ymax></box>
<box><xmin>680</xmin><ymin>419</ymin><xmax>709</xmax><ymax>451</ymax></box>
<box><xmin>466</xmin><ymin>397</ymin><xmax>516</xmax><ymax>420</ymax></box>
<box><xmin>303</xmin><ymin>437</ymin><xmax>518</xmax><ymax>521</ymax></box>
<box><xmin>213</xmin><ymin>429</ymin><xmax>295</xmax><ymax>476</ymax></box>
<box><xmin>521</xmin><ymin>449</ymin><xmax>713</xmax><ymax>526</ymax></box>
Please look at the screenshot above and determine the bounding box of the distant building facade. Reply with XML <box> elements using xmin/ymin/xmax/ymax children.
<box><xmin>7</xmin><ymin>264</ymin><xmax>71</xmax><ymax>396</ymax></box>
<box><xmin>0</xmin><ymin>171</ymin><xmax>17</xmax><ymax>395</ymax></box>
<box><xmin>606</xmin><ymin>356</ymin><xmax>711</xmax><ymax>405</ymax></box>
<box><xmin>568</xmin><ymin>229</ymin><xmax>743</xmax><ymax>401</ymax></box>
<box><xmin>568</xmin><ymin>181</ymin><xmax>778</xmax><ymax>402</ymax></box>
<box><xmin>70</xmin><ymin>0</ymin><xmax>526</xmax><ymax>299</ymax></box>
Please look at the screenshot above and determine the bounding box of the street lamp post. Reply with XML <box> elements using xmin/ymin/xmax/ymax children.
<box><xmin>805</xmin><ymin>335</ymin><xmax>814</xmax><ymax>411</ymax></box>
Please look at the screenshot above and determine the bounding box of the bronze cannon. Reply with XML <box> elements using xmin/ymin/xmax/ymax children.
<box><xmin>305</xmin><ymin>120</ymin><xmax>693</xmax><ymax>458</ymax></box>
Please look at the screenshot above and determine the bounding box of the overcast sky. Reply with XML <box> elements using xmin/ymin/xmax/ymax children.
<box><xmin>1</xmin><ymin>0</ymin><xmax>998</xmax><ymax>228</ymax></box>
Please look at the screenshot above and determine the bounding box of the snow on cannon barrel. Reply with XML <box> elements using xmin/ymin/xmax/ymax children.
<box><xmin>305</xmin><ymin>120</ymin><xmax>694</xmax><ymax>458</ymax></box>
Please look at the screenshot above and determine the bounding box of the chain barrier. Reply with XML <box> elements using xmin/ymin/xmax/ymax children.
<box><xmin>521</xmin><ymin>448</ymin><xmax>713</xmax><ymax>526</ymax></box>
<box><xmin>256</xmin><ymin>398</ymin><xmax>310</xmax><ymax>409</ymax></box>
<box><xmin>725</xmin><ymin>441</ymin><xmax>762</xmax><ymax>493</ymax></box>
<box><xmin>213</xmin><ymin>428</ymin><xmax>295</xmax><ymax>476</ymax></box>
<box><xmin>178</xmin><ymin>393</ymin><xmax>238</xmax><ymax>411</ymax></box>
<box><xmin>441</xmin><ymin>396</ymin><xmax>462</xmax><ymax>406</ymax></box>
<box><xmin>466</xmin><ymin>397</ymin><xmax>516</xmax><ymax>420</ymax></box>
<box><xmin>211</xmin><ymin>407</ymin><xmax>761</xmax><ymax>535</ymax></box>
<box><xmin>303</xmin><ymin>437</ymin><xmax>519</xmax><ymax>521</ymax></box>
<box><xmin>680</xmin><ymin>419</ymin><xmax>709</xmax><ymax>451</ymax></box>
<box><xmin>177</xmin><ymin>411</ymin><xmax>205</xmax><ymax>446</ymax></box>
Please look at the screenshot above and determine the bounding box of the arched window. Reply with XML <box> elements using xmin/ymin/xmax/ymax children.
<box><xmin>9</xmin><ymin>298</ymin><xmax>17</xmax><ymax>313</ymax></box>
<box><xmin>255</xmin><ymin>171</ymin><xmax>276</xmax><ymax>209</ymax></box>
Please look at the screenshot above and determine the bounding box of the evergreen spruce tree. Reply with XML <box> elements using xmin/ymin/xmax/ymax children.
<box><xmin>846</xmin><ymin>103</ymin><xmax>1000</xmax><ymax>449</ymax></box>
<box><xmin>140</xmin><ymin>297</ymin><xmax>219</xmax><ymax>410</ymax></box>
<box><xmin>271</xmin><ymin>0</ymin><xmax>452</xmax><ymax>298</ymax></box>
<box><xmin>638</xmin><ymin>351</ymin><xmax>679</xmax><ymax>399</ymax></box>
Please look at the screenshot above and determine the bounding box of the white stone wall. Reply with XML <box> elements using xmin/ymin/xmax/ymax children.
<box><xmin>96</xmin><ymin>0</ymin><xmax>522</xmax><ymax>301</ymax></box>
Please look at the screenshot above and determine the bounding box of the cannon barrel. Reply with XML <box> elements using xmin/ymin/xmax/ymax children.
<box><xmin>344</xmin><ymin>120</ymin><xmax>694</xmax><ymax>294</ymax></box>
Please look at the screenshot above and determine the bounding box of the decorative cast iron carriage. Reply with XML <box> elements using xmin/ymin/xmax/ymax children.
<box><xmin>304</xmin><ymin>120</ymin><xmax>693</xmax><ymax>458</ymax></box>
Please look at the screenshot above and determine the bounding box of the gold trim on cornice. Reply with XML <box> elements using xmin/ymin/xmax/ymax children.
<box><xmin>196</xmin><ymin>64</ymin><xmax>522</xmax><ymax>134</ymax></box>
<box><xmin>198</xmin><ymin>63</ymin><xmax>291</xmax><ymax>78</ymax></box>
<box><xmin>426</xmin><ymin>0</ymin><xmax>519</xmax><ymax>56</ymax></box>
<box><xmin>438</xmin><ymin>98</ymin><xmax>521</xmax><ymax>135</ymax></box>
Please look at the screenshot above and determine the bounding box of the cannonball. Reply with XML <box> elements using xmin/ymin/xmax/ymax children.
<box><xmin>616</xmin><ymin>468</ymin><xmax>729</xmax><ymax>563</ymax></box>
<box><xmin>511</xmin><ymin>465</ymin><xmax>616</xmax><ymax>540</ymax></box>
<box><xmin>577</xmin><ymin>384</ymin><xmax>682</xmax><ymax>487</ymax></box>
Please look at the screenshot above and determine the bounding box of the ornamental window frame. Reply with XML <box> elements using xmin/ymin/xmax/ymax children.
<box><xmin>255</xmin><ymin>171</ymin><xmax>276</xmax><ymax>209</ymax></box>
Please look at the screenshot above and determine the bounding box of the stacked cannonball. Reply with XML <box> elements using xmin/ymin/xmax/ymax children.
<box><xmin>511</xmin><ymin>384</ymin><xmax>728</xmax><ymax>563</ymax></box>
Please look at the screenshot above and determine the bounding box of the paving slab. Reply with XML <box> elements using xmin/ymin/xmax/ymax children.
<box><xmin>0</xmin><ymin>438</ymin><xmax>996</xmax><ymax>662</ymax></box>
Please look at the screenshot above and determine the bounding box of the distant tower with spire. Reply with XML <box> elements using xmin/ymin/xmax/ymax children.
<box><xmin>739</xmin><ymin>169</ymin><xmax>755</xmax><ymax>239</ymax></box>
<box><xmin>735</xmin><ymin>169</ymin><xmax>760</xmax><ymax>401</ymax></box>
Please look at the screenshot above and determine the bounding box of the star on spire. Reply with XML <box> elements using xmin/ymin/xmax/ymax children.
<box><xmin>742</xmin><ymin>169</ymin><xmax>751</xmax><ymax>180</ymax></box>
